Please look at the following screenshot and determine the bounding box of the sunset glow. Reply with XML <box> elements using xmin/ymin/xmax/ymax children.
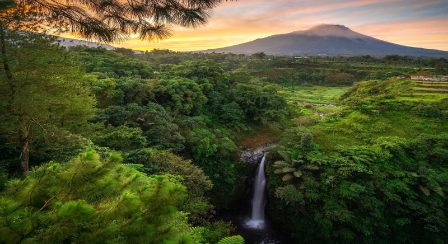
<box><xmin>93</xmin><ymin>0</ymin><xmax>448</xmax><ymax>52</ymax></box>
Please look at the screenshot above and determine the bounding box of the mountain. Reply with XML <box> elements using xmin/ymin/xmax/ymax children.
<box><xmin>56</xmin><ymin>36</ymin><xmax>116</xmax><ymax>50</ymax></box>
<box><xmin>201</xmin><ymin>24</ymin><xmax>448</xmax><ymax>57</ymax></box>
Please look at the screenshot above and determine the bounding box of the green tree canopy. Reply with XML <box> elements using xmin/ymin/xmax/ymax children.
<box><xmin>0</xmin><ymin>150</ymin><xmax>200</xmax><ymax>243</ymax></box>
<box><xmin>75</xmin><ymin>47</ymin><xmax>154</xmax><ymax>79</ymax></box>
<box><xmin>231</xmin><ymin>83</ymin><xmax>288</xmax><ymax>124</ymax></box>
<box><xmin>0</xmin><ymin>31</ymin><xmax>96</xmax><ymax>174</ymax></box>
<box><xmin>97</xmin><ymin>103</ymin><xmax>185</xmax><ymax>151</ymax></box>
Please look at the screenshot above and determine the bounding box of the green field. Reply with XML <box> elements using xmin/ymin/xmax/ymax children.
<box><xmin>287</xmin><ymin>80</ymin><xmax>448</xmax><ymax>152</ymax></box>
<box><xmin>280</xmin><ymin>86</ymin><xmax>348</xmax><ymax>105</ymax></box>
<box><xmin>310</xmin><ymin>109</ymin><xmax>448</xmax><ymax>151</ymax></box>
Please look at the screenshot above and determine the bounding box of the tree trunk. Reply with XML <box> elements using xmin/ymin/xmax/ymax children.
<box><xmin>0</xmin><ymin>22</ymin><xmax>13</xmax><ymax>80</ymax></box>
<box><xmin>20</xmin><ymin>138</ymin><xmax>30</xmax><ymax>175</ymax></box>
<box><xmin>0</xmin><ymin>21</ymin><xmax>16</xmax><ymax>112</ymax></box>
<box><xmin>1</xmin><ymin>23</ymin><xmax>27</xmax><ymax>175</ymax></box>
<box><xmin>19</xmin><ymin>117</ymin><xmax>30</xmax><ymax>176</ymax></box>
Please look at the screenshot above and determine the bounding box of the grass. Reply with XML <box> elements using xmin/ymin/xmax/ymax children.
<box><xmin>310</xmin><ymin>110</ymin><xmax>448</xmax><ymax>152</ymax></box>
<box><xmin>415</xmin><ymin>81</ymin><xmax>448</xmax><ymax>85</ymax></box>
<box><xmin>395</xmin><ymin>93</ymin><xmax>447</xmax><ymax>102</ymax></box>
<box><xmin>239</xmin><ymin>86</ymin><xmax>344</xmax><ymax>149</ymax></box>
<box><xmin>277</xmin><ymin>80</ymin><xmax>448</xmax><ymax>152</ymax></box>
<box><xmin>412</xmin><ymin>87</ymin><xmax>448</xmax><ymax>92</ymax></box>
<box><xmin>280</xmin><ymin>86</ymin><xmax>348</xmax><ymax>105</ymax></box>
<box><xmin>417</xmin><ymin>83</ymin><xmax>448</xmax><ymax>88</ymax></box>
<box><xmin>315</xmin><ymin>106</ymin><xmax>341</xmax><ymax>114</ymax></box>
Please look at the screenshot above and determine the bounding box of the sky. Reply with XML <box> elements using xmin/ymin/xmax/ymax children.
<box><xmin>104</xmin><ymin>0</ymin><xmax>448</xmax><ymax>52</ymax></box>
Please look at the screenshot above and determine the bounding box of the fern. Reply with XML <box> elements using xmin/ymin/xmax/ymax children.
<box><xmin>278</xmin><ymin>151</ymin><xmax>292</xmax><ymax>162</ymax></box>
<box><xmin>124</xmin><ymin>163</ymin><xmax>146</xmax><ymax>171</ymax></box>
<box><xmin>273</xmin><ymin>161</ymin><xmax>291</xmax><ymax>168</ymax></box>
<box><xmin>217</xmin><ymin>235</ymin><xmax>245</xmax><ymax>244</ymax></box>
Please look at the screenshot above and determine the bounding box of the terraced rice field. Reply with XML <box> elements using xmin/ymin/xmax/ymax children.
<box><xmin>413</xmin><ymin>81</ymin><xmax>448</xmax><ymax>94</ymax></box>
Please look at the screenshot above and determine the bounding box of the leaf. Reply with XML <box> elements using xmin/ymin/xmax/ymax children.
<box><xmin>274</xmin><ymin>169</ymin><xmax>283</xmax><ymax>174</ymax></box>
<box><xmin>273</xmin><ymin>161</ymin><xmax>291</xmax><ymax>168</ymax></box>
<box><xmin>326</xmin><ymin>176</ymin><xmax>335</xmax><ymax>184</ymax></box>
<box><xmin>282</xmin><ymin>167</ymin><xmax>296</xmax><ymax>173</ymax></box>
<box><xmin>435</xmin><ymin>190</ymin><xmax>445</xmax><ymax>197</ymax></box>
<box><xmin>293</xmin><ymin>171</ymin><xmax>303</xmax><ymax>178</ymax></box>
<box><xmin>305</xmin><ymin>164</ymin><xmax>319</xmax><ymax>170</ymax></box>
<box><xmin>419</xmin><ymin>185</ymin><xmax>431</xmax><ymax>196</ymax></box>
<box><xmin>217</xmin><ymin>235</ymin><xmax>245</xmax><ymax>244</ymax></box>
<box><xmin>291</xmin><ymin>159</ymin><xmax>304</xmax><ymax>168</ymax></box>
<box><xmin>282</xmin><ymin>174</ymin><xmax>294</xmax><ymax>181</ymax></box>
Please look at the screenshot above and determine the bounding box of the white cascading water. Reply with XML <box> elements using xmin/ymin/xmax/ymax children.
<box><xmin>246</xmin><ymin>154</ymin><xmax>266</xmax><ymax>229</ymax></box>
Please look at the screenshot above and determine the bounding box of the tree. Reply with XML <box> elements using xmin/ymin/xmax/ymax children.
<box><xmin>86</xmin><ymin>74</ymin><xmax>119</xmax><ymax>108</ymax></box>
<box><xmin>74</xmin><ymin>47</ymin><xmax>154</xmax><ymax>79</ymax></box>
<box><xmin>301</xmin><ymin>133</ymin><xmax>314</xmax><ymax>155</ymax></box>
<box><xmin>162</xmin><ymin>77</ymin><xmax>208</xmax><ymax>115</ymax></box>
<box><xmin>251</xmin><ymin>52</ymin><xmax>267</xmax><ymax>60</ymax></box>
<box><xmin>89</xmin><ymin>125</ymin><xmax>148</xmax><ymax>151</ymax></box>
<box><xmin>1</xmin><ymin>0</ymin><xmax>232</xmax><ymax>42</ymax></box>
<box><xmin>173</xmin><ymin>60</ymin><xmax>230</xmax><ymax>94</ymax></box>
<box><xmin>231</xmin><ymin>83</ymin><xmax>288</xmax><ymax>124</ymax></box>
<box><xmin>0</xmin><ymin>150</ymin><xmax>199</xmax><ymax>243</ymax></box>
<box><xmin>0</xmin><ymin>31</ymin><xmax>96</xmax><ymax>175</ymax></box>
<box><xmin>123</xmin><ymin>148</ymin><xmax>214</xmax><ymax>224</ymax></box>
<box><xmin>97</xmin><ymin>103</ymin><xmax>185</xmax><ymax>152</ymax></box>
<box><xmin>219</xmin><ymin>102</ymin><xmax>247</xmax><ymax>131</ymax></box>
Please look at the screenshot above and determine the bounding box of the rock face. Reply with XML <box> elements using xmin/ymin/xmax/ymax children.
<box><xmin>224</xmin><ymin>143</ymin><xmax>277</xmax><ymax>209</ymax></box>
<box><xmin>201</xmin><ymin>24</ymin><xmax>448</xmax><ymax>57</ymax></box>
<box><xmin>240</xmin><ymin>143</ymin><xmax>278</xmax><ymax>165</ymax></box>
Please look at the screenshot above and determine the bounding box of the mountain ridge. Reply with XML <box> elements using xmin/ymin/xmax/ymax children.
<box><xmin>201</xmin><ymin>24</ymin><xmax>448</xmax><ymax>57</ymax></box>
<box><xmin>56</xmin><ymin>36</ymin><xmax>116</xmax><ymax>50</ymax></box>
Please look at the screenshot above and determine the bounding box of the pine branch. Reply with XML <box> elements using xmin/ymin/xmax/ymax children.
<box><xmin>3</xmin><ymin>0</ymin><xmax>235</xmax><ymax>42</ymax></box>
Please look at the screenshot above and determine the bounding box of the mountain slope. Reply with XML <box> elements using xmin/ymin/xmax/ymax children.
<box><xmin>202</xmin><ymin>24</ymin><xmax>448</xmax><ymax>57</ymax></box>
<box><xmin>56</xmin><ymin>37</ymin><xmax>116</xmax><ymax>50</ymax></box>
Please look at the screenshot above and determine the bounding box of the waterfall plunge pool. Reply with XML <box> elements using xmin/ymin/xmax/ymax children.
<box><xmin>215</xmin><ymin>208</ymin><xmax>288</xmax><ymax>244</ymax></box>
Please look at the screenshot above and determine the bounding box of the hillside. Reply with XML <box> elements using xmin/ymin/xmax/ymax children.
<box><xmin>56</xmin><ymin>36</ymin><xmax>116</xmax><ymax>50</ymax></box>
<box><xmin>202</xmin><ymin>24</ymin><xmax>448</xmax><ymax>57</ymax></box>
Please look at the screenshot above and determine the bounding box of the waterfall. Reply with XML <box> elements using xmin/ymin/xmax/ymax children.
<box><xmin>246</xmin><ymin>154</ymin><xmax>266</xmax><ymax>229</ymax></box>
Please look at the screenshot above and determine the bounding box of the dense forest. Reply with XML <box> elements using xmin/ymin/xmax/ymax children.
<box><xmin>1</xmin><ymin>28</ymin><xmax>448</xmax><ymax>243</ymax></box>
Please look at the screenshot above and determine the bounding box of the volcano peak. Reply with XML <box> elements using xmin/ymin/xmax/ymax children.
<box><xmin>291</xmin><ymin>24</ymin><xmax>366</xmax><ymax>39</ymax></box>
<box><xmin>201</xmin><ymin>24</ymin><xmax>448</xmax><ymax>57</ymax></box>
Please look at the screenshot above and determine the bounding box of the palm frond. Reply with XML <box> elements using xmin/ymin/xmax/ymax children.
<box><xmin>281</xmin><ymin>167</ymin><xmax>296</xmax><ymax>173</ymax></box>
<box><xmin>273</xmin><ymin>161</ymin><xmax>291</xmax><ymax>168</ymax></box>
